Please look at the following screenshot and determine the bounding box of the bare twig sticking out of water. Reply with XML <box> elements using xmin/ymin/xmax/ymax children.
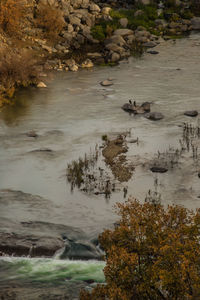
<box><xmin>154</xmin><ymin>146</ymin><xmax>181</xmax><ymax>170</ymax></box>
<box><xmin>145</xmin><ymin>176</ymin><xmax>162</xmax><ymax>205</ymax></box>
<box><xmin>180</xmin><ymin>122</ymin><xmax>200</xmax><ymax>160</ymax></box>
<box><xmin>66</xmin><ymin>144</ymin><xmax>118</xmax><ymax>198</ymax></box>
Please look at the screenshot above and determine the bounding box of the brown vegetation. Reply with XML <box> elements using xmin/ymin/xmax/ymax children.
<box><xmin>0</xmin><ymin>0</ymin><xmax>24</xmax><ymax>36</ymax></box>
<box><xmin>80</xmin><ymin>199</ymin><xmax>200</xmax><ymax>300</ymax></box>
<box><xmin>0</xmin><ymin>48</ymin><xmax>39</xmax><ymax>102</ymax></box>
<box><xmin>36</xmin><ymin>3</ymin><xmax>65</xmax><ymax>42</ymax></box>
<box><xmin>102</xmin><ymin>135</ymin><xmax>134</xmax><ymax>182</ymax></box>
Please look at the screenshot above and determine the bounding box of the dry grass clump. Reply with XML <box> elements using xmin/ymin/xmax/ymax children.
<box><xmin>36</xmin><ymin>3</ymin><xmax>65</xmax><ymax>41</ymax></box>
<box><xmin>0</xmin><ymin>0</ymin><xmax>25</xmax><ymax>37</ymax></box>
<box><xmin>0</xmin><ymin>47</ymin><xmax>39</xmax><ymax>100</ymax></box>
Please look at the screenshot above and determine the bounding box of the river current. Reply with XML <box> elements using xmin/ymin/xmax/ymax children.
<box><xmin>0</xmin><ymin>34</ymin><xmax>200</xmax><ymax>297</ymax></box>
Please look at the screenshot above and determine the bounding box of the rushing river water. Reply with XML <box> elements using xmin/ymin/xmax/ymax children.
<box><xmin>0</xmin><ymin>34</ymin><xmax>200</xmax><ymax>297</ymax></box>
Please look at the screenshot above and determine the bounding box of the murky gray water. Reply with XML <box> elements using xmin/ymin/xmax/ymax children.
<box><xmin>0</xmin><ymin>34</ymin><xmax>200</xmax><ymax>235</ymax></box>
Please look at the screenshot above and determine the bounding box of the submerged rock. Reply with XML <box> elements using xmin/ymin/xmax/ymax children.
<box><xmin>184</xmin><ymin>110</ymin><xmax>198</xmax><ymax>117</ymax></box>
<box><xmin>147</xmin><ymin>50</ymin><xmax>159</xmax><ymax>55</ymax></box>
<box><xmin>30</xmin><ymin>148</ymin><xmax>53</xmax><ymax>153</ymax></box>
<box><xmin>26</xmin><ymin>131</ymin><xmax>38</xmax><ymax>138</ymax></box>
<box><xmin>145</xmin><ymin>112</ymin><xmax>164</xmax><ymax>121</ymax></box>
<box><xmin>150</xmin><ymin>166</ymin><xmax>168</xmax><ymax>173</ymax></box>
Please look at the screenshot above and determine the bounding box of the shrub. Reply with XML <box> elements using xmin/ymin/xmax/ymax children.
<box><xmin>0</xmin><ymin>0</ymin><xmax>24</xmax><ymax>36</ymax></box>
<box><xmin>80</xmin><ymin>199</ymin><xmax>200</xmax><ymax>299</ymax></box>
<box><xmin>0</xmin><ymin>48</ymin><xmax>39</xmax><ymax>100</ymax></box>
<box><xmin>36</xmin><ymin>3</ymin><xmax>65</xmax><ymax>41</ymax></box>
<box><xmin>91</xmin><ymin>25</ymin><xmax>106</xmax><ymax>41</ymax></box>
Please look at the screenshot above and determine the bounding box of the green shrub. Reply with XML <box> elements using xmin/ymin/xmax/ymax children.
<box><xmin>91</xmin><ymin>25</ymin><xmax>106</xmax><ymax>41</ymax></box>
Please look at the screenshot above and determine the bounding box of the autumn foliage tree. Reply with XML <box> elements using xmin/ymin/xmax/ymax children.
<box><xmin>0</xmin><ymin>0</ymin><xmax>24</xmax><ymax>36</ymax></box>
<box><xmin>80</xmin><ymin>199</ymin><xmax>200</xmax><ymax>300</ymax></box>
<box><xmin>0</xmin><ymin>47</ymin><xmax>39</xmax><ymax>100</ymax></box>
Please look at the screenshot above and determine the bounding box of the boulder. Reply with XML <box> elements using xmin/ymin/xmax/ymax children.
<box><xmin>70</xmin><ymin>64</ymin><xmax>79</xmax><ymax>72</ymax></box>
<box><xmin>81</xmin><ymin>59</ymin><xmax>94</xmax><ymax>68</ymax></box>
<box><xmin>72</xmin><ymin>0</ymin><xmax>82</xmax><ymax>9</ymax></box>
<box><xmin>89</xmin><ymin>3</ymin><xmax>100</xmax><ymax>13</ymax></box>
<box><xmin>37</xmin><ymin>82</ymin><xmax>47</xmax><ymax>88</ymax></box>
<box><xmin>114</xmin><ymin>29</ymin><xmax>134</xmax><ymax>36</ymax></box>
<box><xmin>81</xmin><ymin>0</ymin><xmax>89</xmax><ymax>9</ymax></box>
<box><xmin>126</xmin><ymin>34</ymin><xmax>136</xmax><ymax>45</ymax></box>
<box><xmin>122</xmin><ymin>101</ymin><xmax>151</xmax><ymax>114</ymax></box>
<box><xmin>119</xmin><ymin>18</ymin><xmax>128</xmax><ymax>28</ymax></box>
<box><xmin>136</xmin><ymin>36</ymin><xmax>149</xmax><ymax>43</ymax></box>
<box><xmin>59</xmin><ymin>239</ymin><xmax>103</xmax><ymax>260</ymax></box>
<box><xmin>143</xmin><ymin>41</ymin><xmax>157</xmax><ymax>48</ymax></box>
<box><xmin>69</xmin><ymin>15</ymin><xmax>81</xmax><ymax>26</ymax></box>
<box><xmin>105</xmin><ymin>43</ymin><xmax>125</xmax><ymax>54</ymax></box>
<box><xmin>145</xmin><ymin>112</ymin><xmax>164</xmax><ymax>121</ymax></box>
<box><xmin>111</xmin><ymin>52</ymin><xmax>120</xmax><ymax>62</ymax></box>
<box><xmin>87</xmin><ymin>52</ymin><xmax>102</xmax><ymax>58</ymax></box>
<box><xmin>134</xmin><ymin>10</ymin><xmax>144</xmax><ymax>17</ymax></box>
<box><xmin>102</xmin><ymin>7</ymin><xmax>111</xmax><ymax>15</ymax></box>
<box><xmin>184</xmin><ymin>110</ymin><xmax>198</xmax><ymax>117</ymax></box>
<box><xmin>135</xmin><ymin>30</ymin><xmax>151</xmax><ymax>38</ymax></box>
<box><xmin>104</xmin><ymin>35</ymin><xmax>126</xmax><ymax>47</ymax></box>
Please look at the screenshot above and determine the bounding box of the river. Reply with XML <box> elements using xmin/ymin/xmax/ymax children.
<box><xmin>0</xmin><ymin>33</ymin><xmax>200</xmax><ymax>298</ymax></box>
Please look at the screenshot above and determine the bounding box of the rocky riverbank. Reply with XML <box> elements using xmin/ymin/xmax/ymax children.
<box><xmin>0</xmin><ymin>189</ymin><xmax>103</xmax><ymax>259</ymax></box>
<box><xmin>0</xmin><ymin>0</ymin><xmax>200</xmax><ymax>105</ymax></box>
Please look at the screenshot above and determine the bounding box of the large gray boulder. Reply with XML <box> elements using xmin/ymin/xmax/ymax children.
<box><xmin>59</xmin><ymin>239</ymin><xmax>103</xmax><ymax>260</ymax></box>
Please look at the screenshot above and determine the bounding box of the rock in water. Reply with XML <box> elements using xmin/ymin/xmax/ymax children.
<box><xmin>145</xmin><ymin>112</ymin><xmax>164</xmax><ymax>121</ymax></box>
<box><xmin>122</xmin><ymin>103</ymin><xmax>133</xmax><ymax>112</ymax></box>
<box><xmin>150</xmin><ymin>166</ymin><xmax>168</xmax><ymax>173</ymax></box>
<box><xmin>100</xmin><ymin>80</ymin><xmax>113</xmax><ymax>87</ymax></box>
<box><xmin>26</xmin><ymin>131</ymin><xmax>38</xmax><ymax>138</ymax></box>
<box><xmin>37</xmin><ymin>82</ymin><xmax>47</xmax><ymax>88</ymax></box>
<box><xmin>147</xmin><ymin>50</ymin><xmax>159</xmax><ymax>55</ymax></box>
<box><xmin>184</xmin><ymin>110</ymin><xmax>198</xmax><ymax>117</ymax></box>
<box><xmin>141</xmin><ymin>102</ymin><xmax>151</xmax><ymax>112</ymax></box>
<box><xmin>122</xmin><ymin>101</ymin><xmax>151</xmax><ymax>114</ymax></box>
<box><xmin>59</xmin><ymin>239</ymin><xmax>103</xmax><ymax>260</ymax></box>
